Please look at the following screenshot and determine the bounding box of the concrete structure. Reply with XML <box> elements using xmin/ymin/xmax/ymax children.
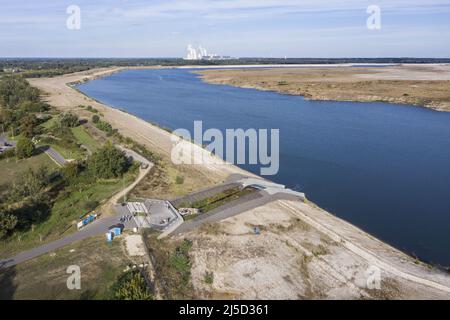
<box><xmin>117</xmin><ymin>146</ymin><xmax>152</xmax><ymax>167</ymax></box>
<box><xmin>237</xmin><ymin>177</ymin><xmax>305</xmax><ymax>198</ymax></box>
<box><xmin>115</xmin><ymin>199</ymin><xmax>183</xmax><ymax>232</ymax></box>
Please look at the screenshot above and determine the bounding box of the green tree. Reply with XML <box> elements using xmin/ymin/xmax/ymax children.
<box><xmin>0</xmin><ymin>212</ymin><xmax>18</xmax><ymax>239</ymax></box>
<box><xmin>59</xmin><ymin>112</ymin><xmax>79</xmax><ymax>128</ymax></box>
<box><xmin>20</xmin><ymin>114</ymin><xmax>38</xmax><ymax>138</ymax></box>
<box><xmin>61</xmin><ymin>162</ymin><xmax>80</xmax><ymax>183</ymax></box>
<box><xmin>92</xmin><ymin>114</ymin><xmax>100</xmax><ymax>124</ymax></box>
<box><xmin>7</xmin><ymin>166</ymin><xmax>51</xmax><ymax>202</ymax></box>
<box><xmin>87</xmin><ymin>144</ymin><xmax>129</xmax><ymax>179</ymax></box>
<box><xmin>0</xmin><ymin>77</ymin><xmax>41</xmax><ymax>109</ymax></box>
<box><xmin>16</xmin><ymin>137</ymin><xmax>34</xmax><ymax>159</ymax></box>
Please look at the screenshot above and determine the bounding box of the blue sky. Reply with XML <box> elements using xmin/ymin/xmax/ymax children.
<box><xmin>1</xmin><ymin>0</ymin><xmax>449</xmax><ymax>58</ymax></box>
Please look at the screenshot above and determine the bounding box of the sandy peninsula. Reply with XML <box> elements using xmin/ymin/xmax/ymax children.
<box><xmin>197</xmin><ymin>64</ymin><xmax>450</xmax><ymax>112</ymax></box>
<box><xmin>28</xmin><ymin>67</ymin><xmax>450</xmax><ymax>299</ymax></box>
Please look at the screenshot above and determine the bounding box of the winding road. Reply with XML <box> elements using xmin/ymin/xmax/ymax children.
<box><xmin>0</xmin><ymin>147</ymin><xmax>153</xmax><ymax>270</ymax></box>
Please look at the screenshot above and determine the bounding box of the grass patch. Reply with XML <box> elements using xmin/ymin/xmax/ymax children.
<box><xmin>189</xmin><ymin>187</ymin><xmax>256</xmax><ymax>213</ymax></box>
<box><xmin>40</xmin><ymin>116</ymin><xmax>58</xmax><ymax>130</ymax></box>
<box><xmin>49</xmin><ymin>143</ymin><xmax>84</xmax><ymax>161</ymax></box>
<box><xmin>71</xmin><ymin>125</ymin><xmax>102</xmax><ymax>152</ymax></box>
<box><xmin>0</xmin><ymin>152</ymin><xmax>57</xmax><ymax>190</ymax></box>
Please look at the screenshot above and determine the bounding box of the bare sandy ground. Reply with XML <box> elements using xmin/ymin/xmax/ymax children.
<box><xmin>124</xmin><ymin>234</ymin><xmax>146</xmax><ymax>257</ymax></box>
<box><xmin>28</xmin><ymin>67</ymin><xmax>450</xmax><ymax>299</ymax></box>
<box><xmin>184</xmin><ymin>200</ymin><xmax>450</xmax><ymax>299</ymax></box>
<box><xmin>198</xmin><ymin>64</ymin><xmax>450</xmax><ymax>111</ymax></box>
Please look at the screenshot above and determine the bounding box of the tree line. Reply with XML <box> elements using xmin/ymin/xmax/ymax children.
<box><xmin>0</xmin><ymin>76</ymin><xmax>135</xmax><ymax>239</ymax></box>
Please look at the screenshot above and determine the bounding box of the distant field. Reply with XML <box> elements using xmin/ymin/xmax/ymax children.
<box><xmin>197</xmin><ymin>65</ymin><xmax>450</xmax><ymax>112</ymax></box>
<box><xmin>0</xmin><ymin>235</ymin><xmax>131</xmax><ymax>300</ymax></box>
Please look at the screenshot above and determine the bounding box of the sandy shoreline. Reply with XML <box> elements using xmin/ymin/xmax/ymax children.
<box><xmin>28</xmin><ymin>66</ymin><xmax>450</xmax><ymax>298</ymax></box>
<box><xmin>197</xmin><ymin>64</ymin><xmax>450</xmax><ymax>112</ymax></box>
<box><xmin>29</xmin><ymin>67</ymin><xmax>254</xmax><ymax>184</ymax></box>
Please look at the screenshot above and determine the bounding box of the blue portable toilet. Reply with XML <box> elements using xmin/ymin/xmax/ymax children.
<box><xmin>110</xmin><ymin>227</ymin><xmax>122</xmax><ymax>236</ymax></box>
<box><xmin>106</xmin><ymin>232</ymin><xmax>114</xmax><ymax>242</ymax></box>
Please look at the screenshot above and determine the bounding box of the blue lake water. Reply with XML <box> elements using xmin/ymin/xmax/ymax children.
<box><xmin>78</xmin><ymin>69</ymin><xmax>450</xmax><ymax>267</ymax></box>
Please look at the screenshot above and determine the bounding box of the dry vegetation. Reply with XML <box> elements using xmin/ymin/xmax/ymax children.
<box><xmin>158</xmin><ymin>200</ymin><xmax>450</xmax><ymax>300</ymax></box>
<box><xmin>0</xmin><ymin>236</ymin><xmax>133</xmax><ymax>300</ymax></box>
<box><xmin>142</xmin><ymin>231</ymin><xmax>195</xmax><ymax>300</ymax></box>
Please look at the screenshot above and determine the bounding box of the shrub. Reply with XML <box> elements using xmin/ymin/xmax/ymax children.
<box><xmin>95</xmin><ymin>120</ymin><xmax>113</xmax><ymax>134</ymax></box>
<box><xmin>0</xmin><ymin>212</ymin><xmax>18</xmax><ymax>239</ymax></box>
<box><xmin>204</xmin><ymin>271</ymin><xmax>214</xmax><ymax>285</ymax></box>
<box><xmin>59</xmin><ymin>112</ymin><xmax>79</xmax><ymax>128</ymax></box>
<box><xmin>112</xmin><ymin>271</ymin><xmax>153</xmax><ymax>300</ymax></box>
<box><xmin>170</xmin><ymin>239</ymin><xmax>192</xmax><ymax>284</ymax></box>
<box><xmin>0</xmin><ymin>148</ymin><xmax>15</xmax><ymax>160</ymax></box>
<box><xmin>61</xmin><ymin>162</ymin><xmax>80</xmax><ymax>183</ymax></box>
<box><xmin>86</xmin><ymin>105</ymin><xmax>98</xmax><ymax>113</ymax></box>
<box><xmin>92</xmin><ymin>114</ymin><xmax>100</xmax><ymax>124</ymax></box>
<box><xmin>175</xmin><ymin>175</ymin><xmax>184</xmax><ymax>185</ymax></box>
<box><xmin>16</xmin><ymin>137</ymin><xmax>34</xmax><ymax>159</ymax></box>
<box><xmin>82</xmin><ymin>200</ymin><xmax>99</xmax><ymax>212</ymax></box>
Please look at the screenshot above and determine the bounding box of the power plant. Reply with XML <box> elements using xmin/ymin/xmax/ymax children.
<box><xmin>184</xmin><ymin>44</ymin><xmax>236</xmax><ymax>61</ymax></box>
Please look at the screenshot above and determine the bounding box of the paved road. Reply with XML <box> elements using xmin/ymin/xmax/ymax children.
<box><xmin>171</xmin><ymin>176</ymin><xmax>305</xmax><ymax>235</ymax></box>
<box><xmin>0</xmin><ymin>135</ymin><xmax>16</xmax><ymax>153</ymax></box>
<box><xmin>42</xmin><ymin>146</ymin><xmax>67</xmax><ymax>167</ymax></box>
<box><xmin>0</xmin><ymin>147</ymin><xmax>153</xmax><ymax>270</ymax></box>
<box><xmin>172</xmin><ymin>190</ymin><xmax>302</xmax><ymax>235</ymax></box>
<box><xmin>0</xmin><ymin>213</ymin><xmax>137</xmax><ymax>270</ymax></box>
<box><xmin>117</xmin><ymin>146</ymin><xmax>152</xmax><ymax>166</ymax></box>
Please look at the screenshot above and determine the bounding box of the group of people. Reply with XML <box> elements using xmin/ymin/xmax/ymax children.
<box><xmin>120</xmin><ymin>215</ymin><xmax>133</xmax><ymax>223</ymax></box>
